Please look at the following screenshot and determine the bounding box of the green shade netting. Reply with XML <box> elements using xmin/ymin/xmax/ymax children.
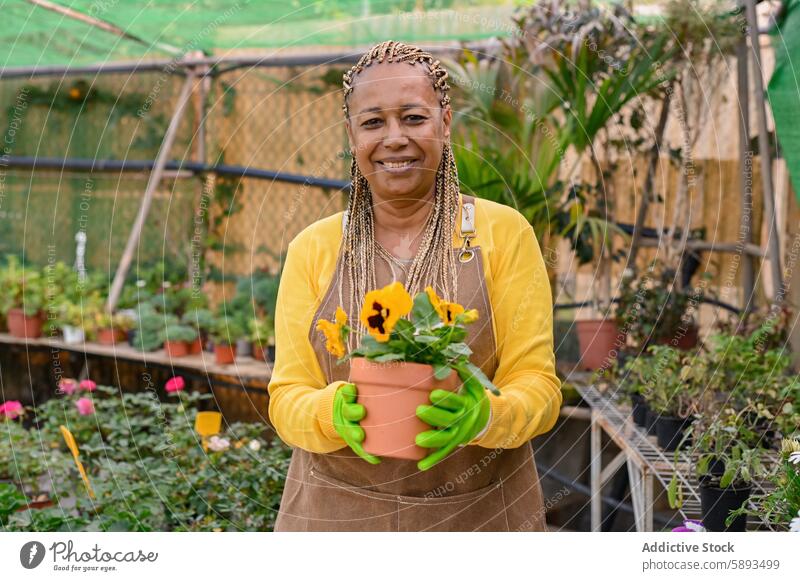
<box><xmin>0</xmin><ymin>0</ymin><xmax>516</xmax><ymax>68</ymax></box>
<box><xmin>769</xmin><ymin>0</ymin><xmax>800</xmax><ymax>203</ymax></box>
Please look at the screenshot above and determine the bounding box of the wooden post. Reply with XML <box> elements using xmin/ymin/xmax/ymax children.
<box><xmin>628</xmin><ymin>89</ymin><xmax>672</xmax><ymax>268</ymax></box>
<box><xmin>745</xmin><ymin>0</ymin><xmax>784</xmax><ymax>300</ymax></box>
<box><xmin>736</xmin><ymin>31</ymin><xmax>756</xmax><ymax>314</ymax></box>
<box><xmin>106</xmin><ymin>71</ymin><xmax>197</xmax><ymax>312</ymax></box>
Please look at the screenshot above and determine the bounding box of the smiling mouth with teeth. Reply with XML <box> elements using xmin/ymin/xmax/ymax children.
<box><xmin>378</xmin><ymin>160</ymin><xmax>417</xmax><ymax>169</ymax></box>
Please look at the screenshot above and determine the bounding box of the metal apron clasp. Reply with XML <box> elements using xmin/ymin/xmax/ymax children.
<box><xmin>459</xmin><ymin>201</ymin><xmax>476</xmax><ymax>263</ymax></box>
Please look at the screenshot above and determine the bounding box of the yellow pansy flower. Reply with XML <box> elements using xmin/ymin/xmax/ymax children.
<box><xmin>316</xmin><ymin>306</ymin><xmax>348</xmax><ymax>358</ymax></box>
<box><xmin>461</xmin><ymin>309</ymin><xmax>479</xmax><ymax>324</ymax></box>
<box><xmin>425</xmin><ymin>286</ymin><xmax>466</xmax><ymax>325</ymax></box>
<box><xmin>360</xmin><ymin>282</ymin><xmax>413</xmax><ymax>342</ymax></box>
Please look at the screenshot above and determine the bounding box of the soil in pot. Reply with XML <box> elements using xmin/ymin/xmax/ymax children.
<box><xmin>576</xmin><ymin>319</ymin><xmax>622</xmax><ymax>371</ymax></box>
<box><xmin>214</xmin><ymin>343</ymin><xmax>236</xmax><ymax>365</ymax></box>
<box><xmin>97</xmin><ymin>327</ymin><xmax>126</xmax><ymax>345</ymax></box>
<box><xmin>699</xmin><ymin>482</ymin><xmax>751</xmax><ymax>532</ymax></box>
<box><xmin>7</xmin><ymin>308</ymin><xmax>43</xmax><ymax>339</ymax></box>
<box><xmin>655</xmin><ymin>415</ymin><xmax>693</xmax><ymax>451</ymax></box>
<box><xmin>349</xmin><ymin>357</ymin><xmax>459</xmax><ymax>461</ymax></box>
<box><xmin>164</xmin><ymin>340</ymin><xmax>190</xmax><ymax>358</ymax></box>
<box><xmin>631</xmin><ymin>393</ymin><xmax>648</xmax><ymax>427</ymax></box>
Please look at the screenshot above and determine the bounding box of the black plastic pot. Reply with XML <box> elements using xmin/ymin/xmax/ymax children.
<box><xmin>267</xmin><ymin>345</ymin><xmax>276</xmax><ymax>362</ymax></box>
<box><xmin>655</xmin><ymin>415</ymin><xmax>693</xmax><ymax>451</ymax></box>
<box><xmin>644</xmin><ymin>407</ymin><xmax>658</xmax><ymax>436</ymax></box>
<box><xmin>699</xmin><ymin>482</ymin><xmax>751</xmax><ymax>532</ymax></box>
<box><xmin>631</xmin><ymin>393</ymin><xmax>648</xmax><ymax>427</ymax></box>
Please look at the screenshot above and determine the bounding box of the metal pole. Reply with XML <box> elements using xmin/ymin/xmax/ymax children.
<box><xmin>744</xmin><ymin>0</ymin><xmax>784</xmax><ymax>300</ymax></box>
<box><xmin>736</xmin><ymin>30</ymin><xmax>756</xmax><ymax>314</ymax></box>
<box><xmin>106</xmin><ymin>71</ymin><xmax>197</xmax><ymax>312</ymax></box>
<box><xmin>0</xmin><ymin>40</ymin><xmax>497</xmax><ymax>79</ymax></box>
<box><xmin>25</xmin><ymin>0</ymin><xmax>182</xmax><ymax>56</ymax></box>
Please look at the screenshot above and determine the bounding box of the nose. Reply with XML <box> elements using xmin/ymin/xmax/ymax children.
<box><xmin>382</xmin><ymin>117</ymin><xmax>408</xmax><ymax>148</ymax></box>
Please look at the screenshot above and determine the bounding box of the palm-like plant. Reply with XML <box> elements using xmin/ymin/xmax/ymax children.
<box><xmin>447</xmin><ymin>1</ymin><xmax>677</xmax><ymax>302</ymax></box>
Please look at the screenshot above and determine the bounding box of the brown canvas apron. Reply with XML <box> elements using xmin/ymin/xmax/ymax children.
<box><xmin>274</xmin><ymin>195</ymin><xmax>547</xmax><ymax>532</ymax></box>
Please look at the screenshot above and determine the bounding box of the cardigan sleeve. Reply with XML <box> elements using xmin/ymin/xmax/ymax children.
<box><xmin>469</xmin><ymin>210</ymin><xmax>562</xmax><ymax>449</ymax></box>
<box><xmin>267</xmin><ymin>233</ymin><xmax>349</xmax><ymax>453</ymax></box>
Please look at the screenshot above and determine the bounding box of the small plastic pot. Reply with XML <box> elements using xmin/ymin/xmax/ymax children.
<box><xmin>699</xmin><ymin>482</ymin><xmax>751</xmax><ymax>532</ymax></box>
<box><xmin>644</xmin><ymin>407</ymin><xmax>658</xmax><ymax>436</ymax></box>
<box><xmin>631</xmin><ymin>393</ymin><xmax>648</xmax><ymax>427</ymax></box>
<box><xmin>655</xmin><ymin>415</ymin><xmax>693</xmax><ymax>451</ymax></box>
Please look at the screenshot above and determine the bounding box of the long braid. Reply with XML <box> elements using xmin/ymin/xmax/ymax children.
<box><xmin>339</xmin><ymin>40</ymin><xmax>460</xmax><ymax>347</ymax></box>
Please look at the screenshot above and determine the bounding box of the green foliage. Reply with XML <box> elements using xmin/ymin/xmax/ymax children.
<box><xmin>346</xmin><ymin>291</ymin><xmax>498</xmax><ymax>395</ymax></box>
<box><xmin>159</xmin><ymin>323</ymin><xmax>199</xmax><ymax>344</ymax></box>
<box><xmin>2</xmin><ymin>386</ymin><xmax>291</xmax><ymax>531</ymax></box>
<box><xmin>615</xmin><ymin>260</ymin><xmax>705</xmax><ymax>350</ymax></box>
<box><xmin>210</xmin><ymin>313</ymin><xmax>247</xmax><ymax>346</ymax></box>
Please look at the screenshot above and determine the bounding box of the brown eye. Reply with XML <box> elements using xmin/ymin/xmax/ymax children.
<box><xmin>405</xmin><ymin>115</ymin><xmax>426</xmax><ymax>122</ymax></box>
<box><xmin>362</xmin><ymin>118</ymin><xmax>381</xmax><ymax>127</ymax></box>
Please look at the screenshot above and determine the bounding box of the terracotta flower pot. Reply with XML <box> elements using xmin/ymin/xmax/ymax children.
<box><xmin>97</xmin><ymin>327</ymin><xmax>126</xmax><ymax>345</ymax></box>
<box><xmin>7</xmin><ymin>308</ymin><xmax>43</xmax><ymax>339</ymax></box>
<box><xmin>251</xmin><ymin>343</ymin><xmax>267</xmax><ymax>361</ymax></box>
<box><xmin>348</xmin><ymin>357</ymin><xmax>459</xmax><ymax>461</ymax></box>
<box><xmin>164</xmin><ymin>340</ymin><xmax>190</xmax><ymax>358</ymax></box>
<box><xmin>575</xmin><ymin>319</ymin><xmax>622</xmax><ymax>371</ymax></box>
<box><xmin>214</xmin><ymin>343</ymin><xmax>236</xmax><ymax>365</ymax></box>
<box><xmin>188</xmin><ymin>336</ymin><xmax>203</xmax><ymax>355</ymax></box>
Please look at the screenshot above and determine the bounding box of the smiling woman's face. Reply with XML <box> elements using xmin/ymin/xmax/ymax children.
<box><xmin>345</xmin><ymin>61</ymin><xmax>452</xmax><ymax>202</ymax></box>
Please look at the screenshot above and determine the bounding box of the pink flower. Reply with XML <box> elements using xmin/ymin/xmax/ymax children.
<box><xmin>75</xmin><ymin>397</ymin><xmax>95</xmax><ymax>416</ymax></box>
<box><xmin>58</xmin><ymin>378</ymin><xmax>78</xmax><ymax>395</ymax></box>
<box><xmin>79</xmin><ymin>379</ymin><xmax>97</xmax><ymax>392</ymax></box>
<box><xmin>165</xmin><ymin>376</ymin><xmax>185</xmax><ymax>393</ymax></box>
<box><xmin>0</xmin><ymin>400</ymin><xmax>23</xmax><ymax>420</ymax></box>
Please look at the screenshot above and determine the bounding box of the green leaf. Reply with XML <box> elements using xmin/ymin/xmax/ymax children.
<box><xmin>443</xmin><ymin>343</ymin><xmax>472</xmax><ymax>358</ymax></box>
<box><xmin>372</xmin><ymin>353</ymin><xmax>405</xmax><ymax>363</ymax></box>
<box><xmin>433</xmin><ymin>364</ymin><xmax>453</xmax><ymax>381</ymax></box>
<box><xmin>465</xmin><ymin>361</ymin><xmax>500</xmax><ymax>395</ymax></box>
<box><xmin>720</xmin><ymin>467</ymin><xmax>736</xmax><ymax>489</ymax></box>
<box><xmin>411</xmin><ymin>292</ymin><xmax>439</xmax><ymax>328</ymax></box>
<box><xmin>414</xmin><ymin>334</ymin><xmax>439</xmax><ymax>344</ymax></box>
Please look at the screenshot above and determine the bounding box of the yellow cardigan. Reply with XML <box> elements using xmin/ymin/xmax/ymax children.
<box><xmin>268</xmin><ymin>195</ymin><xmax>562</xmax><ymax>453</ymax></box>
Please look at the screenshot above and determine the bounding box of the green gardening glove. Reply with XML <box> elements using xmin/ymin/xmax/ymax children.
<box><xmin>332</xmin><ymin>382</ymin><xmax>380</xmax><ymax>465</ymax></box>
<box><xmin>415</xmin><ymin>367</ymin><xmax>490</xmax><ymax>471</ymax></box>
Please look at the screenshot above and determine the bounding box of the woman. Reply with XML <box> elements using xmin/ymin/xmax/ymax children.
<box><xmin>268</xmin><ymin>40</ymin><xmax>562</xmax><ymax>532</ymax></box>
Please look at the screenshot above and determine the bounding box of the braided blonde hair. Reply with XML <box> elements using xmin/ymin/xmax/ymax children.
<box><xmin>340</xmin><ymin>40</ymin><xmax>461</xmax><ymax>346</ymax></box>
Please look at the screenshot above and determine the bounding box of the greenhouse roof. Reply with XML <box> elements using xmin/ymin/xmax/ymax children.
<box><xmin>0</xmin><ymin>0</ymin><xmax>519</xmax><ymax>69</ymax></box>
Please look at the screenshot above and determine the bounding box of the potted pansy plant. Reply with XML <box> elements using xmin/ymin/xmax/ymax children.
<box><xmin>315</xmin><ymin>281</ymin><xmax>499</xmax><ymax>470</ymax></box>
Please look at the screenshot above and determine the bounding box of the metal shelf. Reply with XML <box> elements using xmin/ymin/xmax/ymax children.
<box><xmin>573</xmin><ymin>378</ymin><xmax>776</xmax><ymax>531</ymax></box>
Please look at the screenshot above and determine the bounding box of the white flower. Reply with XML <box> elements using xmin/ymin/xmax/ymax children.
<box><xmin>248</xmin><ymin>439</ymin><xmax>262</xmax><ymax>452</ymax></box>
<box><xmin>790</xmin><ymin>510</ymin><xmax>800</xmax><ymax>533</ymax></box>
<box><xmin>789</xmin><ymin>451</ymin><xmax>800</xmax><ymax>466</ymax></box>
<box><xmin>162</xmin><ymin>281</ymin><xmax>172</xmax><ymax>288</ymax></box>
<box><xmin>207</xmin><ymin>435</ymin><xmax>230</xmax><ymax>452</ymax></box>
<box><xmin>135</xmin><ymin>279</ymin><xmax>146</xmax><ymax>288</ymax></box>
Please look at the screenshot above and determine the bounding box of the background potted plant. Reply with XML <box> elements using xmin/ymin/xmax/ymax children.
<box><xmin>0</xmin><ymin>256</ymin><xmax>45</xmax><ymax>339</ymax></box>
<box><xmin>669</xmin><ymin>407</ymin><xmax>767</xmax><ymax>532</ymax></box>
<box><xmin>637</xmin><ymin>345</ymin><xmax>697</xmax><ymax>450</ymax></box>
<box><xmin>210</xmin><ymin>314</ymin><xmax>245</xmax><ymax>365</ymax></box>
<box><xmin>315</xmin><ymin>281</ymin><xmax>498</xmax><ymax>462</ymax></box>
<box><xmin>92</xmin><ymin>311</ymin><xmax>134</xmax><ymax>345</ymax></box>
<box><xmin>159</xmin><ymin>323</ymin><xmax>199</xmax><ymax>358</ymax></box>
<box><xmin>182</xmin><ymin>307</ymin><xmax>214</xmax><ymax>354</ymax></box>
<box><xmin>249</xmin><ymin>315</ymin><xmax>274</xmax><ymax>362</ymax></box>
<box><xmin>728</xmin><ymin>437</ymin><xmax>800</xmax><ymax>531</ymax></box>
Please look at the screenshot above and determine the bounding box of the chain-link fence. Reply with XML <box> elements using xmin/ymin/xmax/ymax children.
<box><xmin>0</xmin><ymin>63</ymin><xmax>351</xmax><ymax>288</ymax></box>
